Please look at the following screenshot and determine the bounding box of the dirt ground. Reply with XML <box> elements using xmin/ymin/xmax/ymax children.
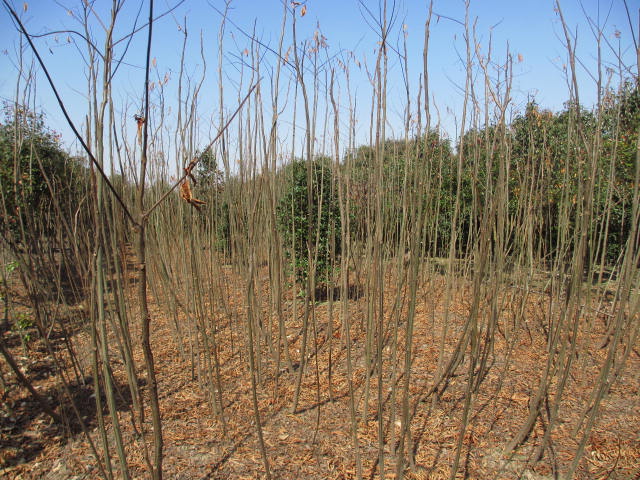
<box><xmin>1</xmin><ymin>263</ymin><xmax>639</xmax><ymax>479</ymax></box>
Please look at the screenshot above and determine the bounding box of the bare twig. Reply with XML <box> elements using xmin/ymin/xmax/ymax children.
<box><xmin>142</xmin><ymin>80</ymin><xmax>260</xmax><ymax>219</ymax></box>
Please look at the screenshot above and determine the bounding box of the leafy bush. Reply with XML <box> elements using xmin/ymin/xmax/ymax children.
<box><xmin>277</xmin><ymin>157</ymin><xmax>340</xmax><ymax>287</ymax></box>
<box><xmin>349</xmin><ymin>132</ymin><xmax>454</xmax><ymax>256</ymax></box>
<box><xmin>195</xmin><ymin>148</ymin><xmax>230</xmax><ymax>253</ymax></box>
<box><xmin>0</xmin><ymin>104</ymin><xmax>86</xmax><ymax>246</ymax></box>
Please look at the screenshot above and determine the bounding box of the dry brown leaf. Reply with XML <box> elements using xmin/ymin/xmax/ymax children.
<box><xmin>134</xmin><ymin>114</ymin><xmax>145</xmax><ymax>145</ymax></box>
<box><xmin>180</xmin><ymin>180</ymin><xmax>206</xmax><ymax>210</ymax></box>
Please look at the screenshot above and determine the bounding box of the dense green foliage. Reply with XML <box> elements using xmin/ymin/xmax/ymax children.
<box><xmin>195</xmin><ymin>148</ymin><xmax>230</xmax><ymax>253</ymax></box>
<box><xmin>599</xmin><ymin>81</ymin><xmax>639</xmax><ymax>261</ymax></box>
<box><xmin>0</xmin><ymin>105</ymin><xmax>86</xmax><ymax>245</ymax></box>
<box><xmin>349</xmin><ymin>132</ymin><xmax>454</xmax><ymax>255</ymax></box>
<box><xmin>343</xmin><ymin>82</ymin><xmax>638</xmax><ymax>266</ymax></box>
<box><xmin>504</xmin><ymin>85</ymin><xmax>638</xmax><ymax>264</ymax></box>
<box><xmin>277</xmin><ymin>157</ymin><xmax>340</xmax><ymax>286</ymax></box>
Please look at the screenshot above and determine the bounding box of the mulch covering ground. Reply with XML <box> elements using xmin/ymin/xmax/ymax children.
<box><xmin>1</xmin><ymin>262</ymin><xmax>639</xmax><ymax>479</ymax></box>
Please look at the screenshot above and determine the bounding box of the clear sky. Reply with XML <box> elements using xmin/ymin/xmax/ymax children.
<box><xmin>0</xmin><ymin>0</ymin><xmax>637</xmax><ymax>169</ymax></box>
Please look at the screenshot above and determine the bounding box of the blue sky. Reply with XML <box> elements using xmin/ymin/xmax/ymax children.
<box><xmin>0</xmin><ymin>0</ymin><xmax>637</xmax><ymax>168</ymax></box>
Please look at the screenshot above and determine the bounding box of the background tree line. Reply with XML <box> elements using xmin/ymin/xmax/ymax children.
<box><xmin>3</xmin><ymin>79</ymin><xmax>638</xmax><ymax>291</ymax></box>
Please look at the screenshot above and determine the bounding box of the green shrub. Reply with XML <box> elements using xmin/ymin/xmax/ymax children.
<box><xmin>277</xmin><ymin>157</ymin><xmax>340</xmax><ymax>287</ymax></box>
<box><xmin>0</xmin><ymin>104</ymin><xmax>86</xmax><ymax>245</ymax></box>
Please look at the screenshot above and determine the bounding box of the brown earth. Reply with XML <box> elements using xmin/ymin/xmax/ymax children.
<box><xmin>1</xmin><ymin>262</ymin><xmax>639</xmax><ymax>479</ymax></box>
